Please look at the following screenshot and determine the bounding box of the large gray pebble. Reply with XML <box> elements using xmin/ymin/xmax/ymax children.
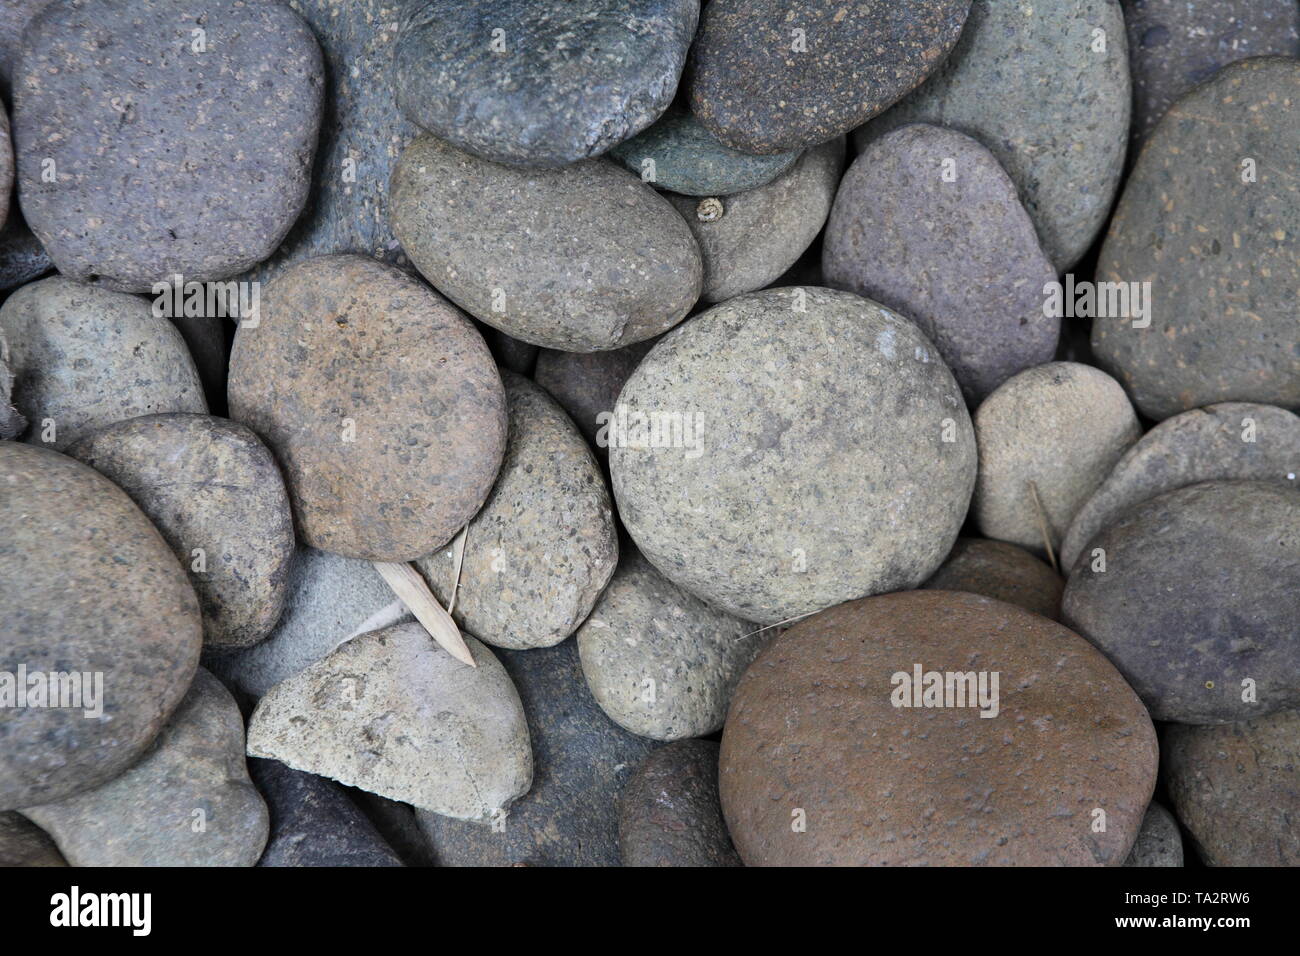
<box><xmin>856</xmin><ymin>0</ymin><xmax>1131</xmax><ymax>271</ymax></box>
<box><xmin>68</xmin><ymin>414</ymin><xmax>295</xmax><ymax>650</ymax></box>
<box><xmin>667</xmin><ymin>138</ymin><xmax>844</xmax><ymax>304</ymax></box>
<box><xmin>22</xmin><ymin>669</ymin><xmax>267</xmax><ymax>866</ymax></box>
<box><xmin>825</xmin><ymin>124</ymin><xmax>1058</xmax><ymax>404</ymax></box>
<box><xmin>611</xmin><ymin>287</ymin><xmax>976</xmax><ymax>625</ymax></box>
<box><xmin>0</xmin><ymin>277</ymin><xmax>206</xmax><ymax>449</ymax></box>
<box><xmin>247</xmin><ymin>623</ymin><xmax>532</xmax><ymax>822</ymax></box>
<box><xmin>415</xmin><ymin>373</ymin><xmax>617</xmax><ymax>650</ymax></box>
<box><xmin>533</xmin><ymin>340</ymin><xmax>655</xmax><ymax>451</ymax></box>
<box><xmin>1123</xmin><ymin>801</ymin><xmax>1184</xmax><ymax>867</ymax></box>
<box><xmin>390</xmin><ymin>134</ymin><xmax>702</xmax><ymax>352</ymax></box>
<box><xmin>619</xmin><ymin>740</ymin><xmax>741</xmax><ymax>867</ymax></box>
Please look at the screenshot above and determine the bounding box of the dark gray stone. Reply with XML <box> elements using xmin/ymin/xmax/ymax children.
<box><xmin>619</xmin><ymin>740</ymin><xmax>741</xmax><ymax>867</ymax></box>
<box><xmin>0</xmin><ymin>812</ymin><xmax>65</xmax><ymax>866</ymax></box>
<box><xmin>1124</xmin><ymin>801</ymin><xmax>1184</xmax><ymax>867</ymax></box>
<box><xmin>393</xmin><ymin>0</ymin><xmax>699</xmax><ymax>168</ymax></box>
<box><xmin>0</xmin><ymin>100</ymin><xmax>10</xmax><ymax>231</ymax></box>
<box><xmin>533</xmin><ymin>340</ymin><xmax>655</xmax><ymax>451</ymax></box>
<box><xmin>169</xmin><ymin>315</ymin><xmax>228</xmax><ymax>413</ymax></box>
<box><xmin>0</xmin><ymin>0</ymin><xmax>52</xmax><ymax>103</ymax></box>
<box><xmin>0</xmin><ymin>217</ymin><xmax>52</xmax><ymax>293</ymax></box>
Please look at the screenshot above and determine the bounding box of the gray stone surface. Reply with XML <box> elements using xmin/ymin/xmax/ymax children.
<box><xmin>228</xmin><ymin>254</ymin><xmax>506</xmax><ymax>561</ymax></box>
<box><xmin>1061</xmin><ymin>403</ymin><xmax>1300</xmax><ymax>572</ymax></box>
<box><xmin>0</xmin><ymin>812</ymin><xmax>65</xmax><ymax>866</ymax></box>
<box><xmin>417</xmin><ymin>638</ymin><xmax>657</xmax><ymax>866</ymax></box>
<box><xmin>824</xmin><ymin>124</ymin><xmax>1059</xmax><ymax>404</ymax></box>
<box><xmin>0</xmin><ymin>443</ymin><xmax>202</xmax><ymax>810</ymax></box>
<box><xmin>68</xmin><ymin>414</ymin><xmax>295</xmax><ymax>650</ymax></box>
<box><xmin>0</xmin><ymin>0</ymin><xmax>53</xmax><ymax>102</ymax></box>
<box><xmin>619</xmin><ymin>740</ymin><xmax>741</xmax><ymax>867</ymax></box>
<box><xmin>1164</xmin><ymin>709</ymin><xmax>1300</xmax><ymax>866</ymax></box>
<box><xmin>13</xmin><ymin>0</ymin><xmax>323</xmax><ymax>292</ymax></box>
<box><xmin>22</xmin><ymin>669</ymin><xmax>268</xmax><ymax>867</ymax></box>
<box><xmin>415</xmin><ymin>373</ymin><xmax>617</xmax><ymax>650</ymax></box>
<box><xmin>856</xmin><ymin>0</ymin><xmax>1131</xmax><ymax>271</ymax></box>
<box><xmin>610</xmin><ymin>108</ymin><xmax>800</xmax><ymax>196</ymax></box>
<box><xmin>390</xmin><ymin>134</ymin><xmax>702</xmax><ymax>351</ymax></box>
<box><xmin>0</xmin><ymin>328</ymin><xmax>25</xmax><ymax>439</ymax></box>
<box><xmin>0</xmin><ymin>101</ymin><xmax>10</xmax><ymax>231</ymax></box>
<box><xmin>1124</xmin><ymin>801</ymin><xmax>1184</xmax><ymax>867</ymax></box>
<box><xmin>577</xmin><ymin>548</ymin><xmax>764</xmax><ymax>740</ymax></box>
<box><xmin>1063</xmin><ymin>481</ymin><xmax>1300</xmax><ymax>724</ymax></box>
<box><xmin>974</xmin><ymin>362</ymin><xmax>1140</xmax><ymax>555</ymax></box>
<box><xmin>0</xmin><ymin>277</ymin><xmax>206</xmax><ymax>450</ymax></box>
<box><xmin>393</xmin><ymin>0</ymin><xmax>698</xmax><ymax>168</ymax></box>
<box><xmin>689</xmin><ymin>0</ymin><xmax>972</xmax><ymax>153</ymax></box>
<box><xmin>611</xmin><ymin>287</ymin><xmax>976</xmax><ymax>625</ymax></box>
<box><xmin>922</xmin><ymin>538</ymin><xmax>1064</xmax><ymax>621</ymax></box>
<box><xmin>0</xmin><ymin>217</ymin><xmax>51</xmax><ymax>293</ymax></box>
<box><xmin>533</xmin><ymin>340</ymin><xmax>655</xmax><ymax>451</ymax></box>
<box><xmin>1094</xmin><ymin>57</ymin><xmax>1300</xmax><ymax>420</ymax></box>
<box><xmin>247</xmin><ymin>623</ymin><xmax>532</xmax><ymax>821</ymax></box>
<box><xmin>668</xmin><ymin>137</ymin><xmax>844</xmax><ymax>304</ymax></box>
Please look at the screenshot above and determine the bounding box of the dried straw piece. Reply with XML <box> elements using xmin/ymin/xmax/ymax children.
<box><xmin>1027</xmin><ymin>480</ymin><xmax>1059</xmax><ymax>573</ymax></box>
<box><xmin>447</xmin><ymin>525</ymin><xmax>468</xmax><ymax>616</ymax></box>
<box><xmin>373</xmin><ymin>561</ymin><xmax>476</xmax><ymax>667</ymax></box>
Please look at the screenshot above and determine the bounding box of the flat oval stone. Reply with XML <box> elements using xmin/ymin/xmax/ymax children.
<box><xmin>247</xmin><ymin>623</ymin><xmax>532</xmax><ymax>821</ymax></box>
<box><xmin>228</xmin><ymin>254</ymin><xmax>506</xmax><ymax>561</ymax></box>
<box><xmin>415</xmin><ymin>373</ymin><xmax>617</xmax><ymax>649</ymax></box>
<box><xmin>393</xmin><ymin>0</ymin><xmax>698</xmax><ymax>168</ymax></box>
<box><xmin>1061</xmin><ymin>403</ymin><xmax>1300</xmax><ymax>572</ymax></box>
<box><xmin>1063</xmin><ymin>481</ymin><xmax>1300</xmax><ymax>724</ymax></box>
<box><xmin>667</xmin><ymin>137</ymin><xmax>844</xmax><ymax>304</ymax></box>
<box><xmin>720</xmin><ymin>590</ymin><xmax>1158</xmax><ymax>866</ymax></box>
<box><xmin>1125</xmin><ymin>0</ymin><xmax>1300</xmax><ymax>151</ymax></box>
<box><xmin>610</xmin><ymin>108</ymin><xmax>800</xmax><ymax>196</ymax></box>
<box><xmin>824</xmin><ymin>124</ymin><xmax>1059</xmax><ymax>404</ymax></box>
<box><xmin>417</xmin><ymin>639</ymin><xmax>656</xmax><ymax>866</ymax></box>
<box><xmin>1093</xmin><ymin>57</ymin><xmax>1300</xmax><ymax>420</ymax></box>
<box><xmin>0</xmin><ymin>443</ymin><xmax>202</xmax><ymax>809</ymax></box>
<box><xmin>390</xmin><ymin>135</ymin><xmax>702</xmax><ymax>351</ymax></box>
<box><xmin>68</xmin><ymin>414</ymin><xmax>295</xmax><ymax>650</ymax></box>
<box><xmin>619</xmin><ymin>740</ymin><xmax>741</xmax><ymax>867</ymax></box>
<box><xmin>1123</xmin><ymin>801</ymin><xmax>1183</xmax><ymax>868</ymax></box>
<box><xmin>974</xmin><ymin>362</ymin><xmax>1140</xmax><ymax>554</ymax></box>
<box><xmin>611</xmin><ymin>287</ymin><xmax>976</xmax><ymax>625</ymax></box>
<box><xmin>0</xmin><ymin>277</ymin><xmax>207</xmax><ymax>450</ymax></box>
<box><xmin>22</xmin><ymin>669</ymin><xmax>268</xmax><ymax>866</ymax></box>
<box><xmin>534</xmin><ymin>340</ymin><xmax>656</xmax><ymax>451</ymax></box>
<box><xmin>0</xmin><ymin>813</ymin><xmax>65</xmax><ymax>867</ymax></box>
<box><xmin>13</xmin><ymin>0</ymin><xmax>323</xmax><ymax>291</ymax></box>
<box><xmin>857</xmin><ymin>0</ymin><xmax>1130</xmax><ymax>271</ymax></box>
<box><xmin>689</xmin><ymin>0</ymin><xmax>972</xmax><ymax>154</ymax></box>
<box><xmin>577</xmin><ymin>548</ymin><xmax>764</xmax><ymax>740</ymax></box>
<box><xmin>922</xmin><ymin>538</ymin><xmax>1063</xmax><ymax>621</ymax></box>
<box><xmin>1164</xmin><ymin>709</ymin><xmax>1300</xmax><ymax>866</ymax></box>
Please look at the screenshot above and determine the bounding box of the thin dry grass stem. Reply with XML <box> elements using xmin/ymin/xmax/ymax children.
<box><xmin>373</xmin><ymin>561</ymin><xmax>477</xmax><ymax>667</ymax></box>
<box><xmin>742</xmin><ymin>609</ymin><xmax>818</xmax><ymax>639</ymax></box>
<box><xmin>447</xmin><ymin>524</ymin><xmax>468</xmax><ymax>616</ymax></box>
<box><xmin>1027</xmin><ymin>480</ymin><xmax>1059</xmax><ymax>573</ymax></box>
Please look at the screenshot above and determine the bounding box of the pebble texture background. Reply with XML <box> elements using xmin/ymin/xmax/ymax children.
<box><xmin>921</xmin><ymin>538</ymin><xmax>1063</xmax><ymax>621</ymax></box>
<box><xmin>1123</xmin><ymin>801</ymin><xmax>1184</xmax><ymax>867</ymax></box>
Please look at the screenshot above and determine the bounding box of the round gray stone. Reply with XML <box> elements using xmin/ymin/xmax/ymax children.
<box><xmin>0</xmin><ymin>277</ymin><xmax>207</xmax><ymax>450</ymax></box>
<box><xmin>13</xmin><ymin>0</ymin><xmax>324</xmax><ymax>292</ymax></box>
<box><xmin>1123</xmin><ymin>801</ymin><xmax>1184</xmax><ymax>867</ymax></box>
<box><xmin>922</xmin><ymin>538</ymin><xmax>1064</xmax><ymax>621</ymax></box>
<box><xmin>1063</xmin><ymin>481</ymin><xmax>1300</xmax><ymax>724</ymax></box>
<box><xmin>611</xmin><ymin>287</ymin><xmax>976</xmax><ymax>625</ymax></box>
<box><xmin>856</xmin><ymin>0</ymin><xmax>1131</xmax><ymax>271</ymax></box>
<box><xmin>824</xmin><ymin>124</ymin><xmax>1059</xmax><ymax>404</ymax></box>
<box><xmin>393</xmin><ymin>0</ymin><xmax>699</xmax><ymax>168</ymax></box>
<box><xmin>67</xmin><ymin>414</ymin><xmax>295</xmax><ymax>650</ymax></box>
<box><xmin>619</xmin><ymin>740</ymin><xmax>741</xmax><ymax>867</ymax></box>
<box><xmin>390</xmin><ymin>134</ymin><xmax>703</xmax><ymax>352</ymax></box>
<box><xmin>533</xmin><ymin>340</ymin><xmax>656</xmax><ymax>451</ymax></box>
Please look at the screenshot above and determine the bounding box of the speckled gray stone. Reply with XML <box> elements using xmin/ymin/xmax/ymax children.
<box><xmin>922</xmin><ymin>538</ymin><xmax>1064</xmax><ymax>621</ymax></box>
<box><xmin>619</xmin><ymin>740</ymin><xmax>741</xmax><ymax>867</ymax></box>
<box><xmin>1164</xmin><ymin>709</ymin><xmax>1300</xmax><ymax>866</ymax></box>
<box><xmin>0</xmin><ymin>277</ymin><xmax>206</xmax><ymax>450</ymax></box>
<box><xmin>0</xmin><ymin>442</ymin><xmax>202</xmax><ymax>810</ymax></box>
<box><xmin>393</xmin><ymin>0</ymin><xmax>699</xmax><ymax>168</ymax></box>
<box><xmin>1063</xmin><ymin>481</ymin><xmax>1300</xmax><ymax>724</ymax></box>
<box><xmin>974</xmin><ymin>363</ymin><xmax>1140</xmax><ymax>554</ymax></box>
<box><xmin>228</xmin><ymin>254</ymin><xmax>506</xmax><ymax>561</ymax></box>
<box><xmin>857</xmin><ymin>0</ymin><xmax>1131</xmax><ymax>271</ymax></box>
<box><xmin>0</xmin><ymin>0</ymin><xmax>52</xmax><ymax>102</ymax></box>
<box><xmin>1061</xmin><ymin>403</ymin><xmax>1300</xmax><ymax>572</ymax></box>
<box><xmin>0</xmin><ymin>813</ymin><xmax>65</xmax><ymax>867</ymax></box>
<box><xmin>1124</xmin><ymin>0</ymin><xmax>1300</xmax><ymax>152</ymax></box>
<box><xmin>417</xmin><ymin>639</ymin><xmax>657</xmax><ymax>866</ymax></box>
<box><xmin>250</xmin><ymin>758</ymin><xmax>403</xmax><ymax>868</ymax></box>
<box><xmin>1093</xmin><ymin>57</ymin><xmax>1300</xmax><ymax>421</ymax></box>
<box><xmin>668</xmin><ymin>138</ymin><xmax>844</xmax><ymax>304</ymax></box>
<box><xmin>390</xmin><ymin>134</ymin><xmax>702</xmax><ymax>352</ymax></box>
<box><xmin>611</xmin><ymin>287</ymin><xmax>976</xmax><ymax>625</ymax></box>
<box><xmin>22</xmin><ymin>669</ymin><xmax>268</xmax><ymax>867</ymax></box>
<box><xmin>0</xmin><ymin>217</ymin><xmax>52</xmax><ymax>293</ymax></box>
<box><xmin>577</xmin><ymin>549</ymin><xmax>764</xmax><ymax>740</ymax></box>
<box><xmin>825</xmin><ymin>124</ymin><xmax>1059</xmax><ymax>405</ymax></box>
<box><xmin>205</xmin><ymin>546</ymin><xmax>408</xmax><ymax>700</ymax></box>
<box><xmin>533</xmin><ymin>340</ymin><xmax>655</xmax><ymax>451</ymax></box>
<box><xmin>0</xmin><ymin>329</ymin><xmax>24</xmax><ymax>440</ymax></box>
<box><xmin>1123</xmin><ymin>801</ymin><xmax>1184</xmax><ymax>867</ymax></box>
<box><xmin>610</xmin><ymin>108</ymin><xmax>800</xmax><ymax>196</ymax></box>
<box><xmin>13</xmin><ymin>0</ymin><xmax>324</xmax><ymax>292</ymax></box>
<box><xmin>247</xmin><ymin>623</ymin><xmax>532</xmax><ymax>821</ymax></box>
<box><xmin>689</xmin><ymin>0</ymin><xmax>972</xmax><ymax>154</ymax></box>
<box><xmin>415</xmin><ymin>373</ymin><xmax>617</xmax><ymax>650</ymax></box>
<box><xmin>67</xmin><ymin>414</ymin><xmax>295</xmax><ymax>650</ymax></box>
